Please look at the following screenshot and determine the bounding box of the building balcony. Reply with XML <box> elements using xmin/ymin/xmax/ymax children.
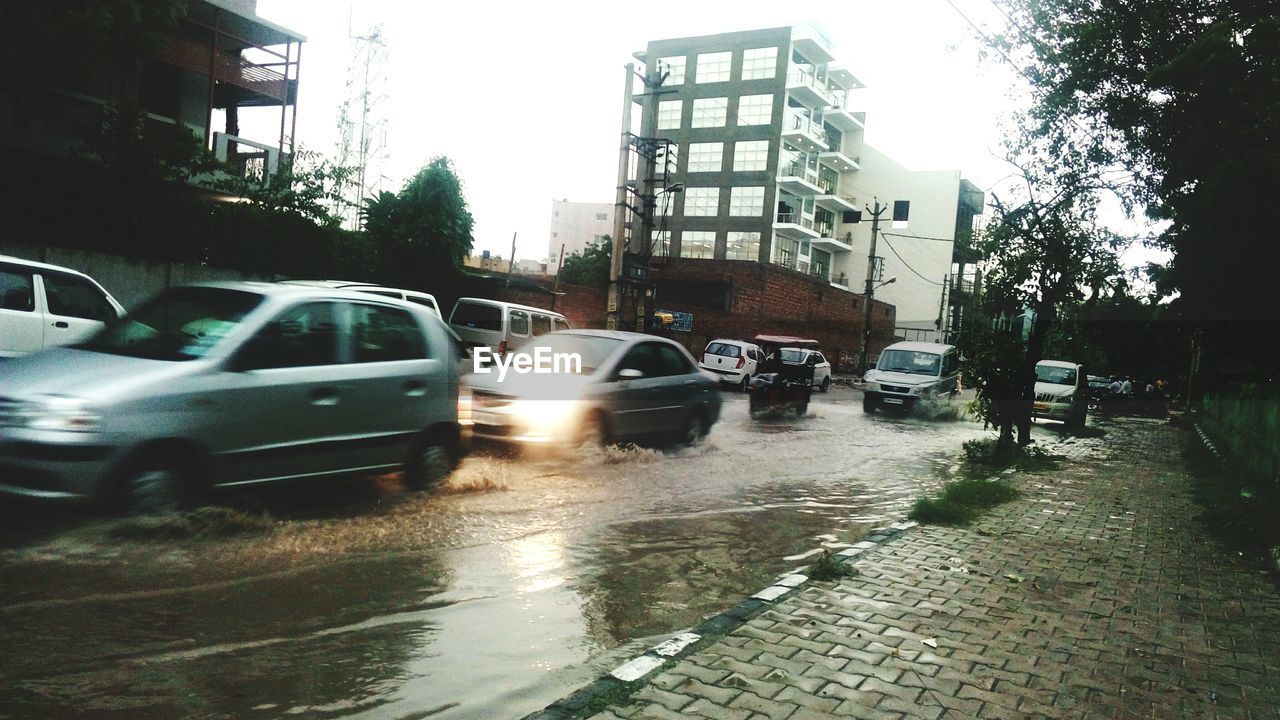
<box><xmin>818</xmin><ymin>149</ymin><xmax>860</xmax><ymax>173</ymax></box>
<box><xmin>830</xmin><ymin>273</ymin><xmax>852</xmax><ymax>290</ymax></box>
<box><xmin>815</xmin><ymin>193</ymin><xmax>859</xmax><ymax>213</ymax></box>
<box><xmin>822</xmin><ymin>107</ymin><xmax>866</xmax><ymax>134</ymax></box>
<box><xmin>782</xmin><ymin>110</ymin><xmax>829</xmax><ymax>153</ymax></box>
<box><xmin>786</xmin><ymin>67</ymin><xmax>836</xmax><ymax>109</ymax></box>
<box><xmin>213</xmin><ymin>133</ymin><xmax>282</xmax><ymax>179</ymax></box>
<box><xmin>811</xmin><ymin>231</ymin><xmax>854</xmax><ymax>253</ymax></box>
<box><xmin>791</xmin><ymin>25</ymin><xmax>835</xmax><ymax>64</ymax></box>
<box><xmin>826</xmin><ymin>63</ymin><xmax>865</xmax><ymax>92</ymax></box>
<box><xmin>773</xmin><ymin>212</ymin><xmax>820</xmax><ymax>240</ymax></box>
<box><xmin>777</xmin><ymin>161</ymin><xmax>822</xmax><ymax>196</ymax></box>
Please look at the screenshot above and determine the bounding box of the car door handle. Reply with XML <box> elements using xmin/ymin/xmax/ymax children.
<box><xmin>308</xmin><ymin>387</ymin><xmax>340</xmax><ymax>406</ymax></box>
<box><xmin>52</xmin><ymin>321</ymin><xmax>69</xmax><ymax>329</ymax></box>
<box><xmin>403</xmin><ymin>380</ymin><xmax>427</xmax><ymax>397</ymax></box>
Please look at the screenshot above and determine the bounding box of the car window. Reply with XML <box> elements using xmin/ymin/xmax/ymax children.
<box><xmin>552</xmin><ymin>317</ymin><xmax>571</xmax><ymax>331</ymax></box>
<box><xmin>238</xmin><ymin>302</ymin><xmax>341</xmax><ymax>370</ymax></box>
<box><xmin>815</xmin><ymin>353</ymin><xmax>826</xmax><ymax>364</ymax></box>
<box><xmin>512</xmin><ymin>333</ymin><xmax>622</xmax><ymax>374</ymax></box>
<box><xmin>942</xmin><ymin>352</ymin><xmax>958</xmax><ymax>375</ymax></box>
<box><xmin>356</xmin><ymin>288</ymin><xmax>403</xmax><ymax>299</ymax></box>
<box><xmin>705</xmin><ymin>342</ymin><xmax>741</xmax><ymax>358</ymax></box>
<box><xmin>352</xmin><ymin>303</ymin><xmax>427</xmax><ymax>362</ymax></box>
<box><xmin>654</xmin><ymin>343</ymin><xmax>694</xmax><ymax>376</ymax></box>
<box><xmin>0</xmin><ymin>267</ymin><xmax>35</xmax><ymax>312</ymax></box>
<box><xmin>42</xmin><ymin>272</ymin><xmax>117</xmax><ymax>322</ymax></box>
<box><xmin>407</xmin><ymin>296</ymin><xmax>437</xmax><ymax>313</ymax></box>
<box><xmin>779</xmin><ymin>348</ymin><xmax>806</xmax><ymax>363</ymax></box>
<box><xmin>531</xmin><ymin>314</ymin><xmax>552</xmax><ymax>336</ymax></box>
<box><xmin>451</xmin><ymin>301</ymin><xmax>502</xmax><ymax>331</ymax></box>
<box><xmin>508</xmin><ymin>310</ymin><xmax>530</xmax><ymax>336</ymax></box>
<box><xmin>615</xmin><ymin>343</ymin><xmax>658</xmax><ymax>378</ymax></box>
<box><xmin>83</xmin><ymin>286</ymin><xmax>262</xmax><ymax>361</ymax></box>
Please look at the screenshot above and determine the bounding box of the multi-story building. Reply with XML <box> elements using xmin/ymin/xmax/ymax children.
<box><xmin>548</xmin><ymin>200</ymin><xmax>615</xmax><ymax>272</ymax></box>
<box><xmin>631</xmin><ymin>26</ymin><xmax>980</xmax><ymax>342</ymax></box>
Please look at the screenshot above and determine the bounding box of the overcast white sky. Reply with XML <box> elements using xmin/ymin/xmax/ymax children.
<box><xmin>249</xmin><ymin>0</ymin><xmax>1151</xmax><ymax>266</ymax></box>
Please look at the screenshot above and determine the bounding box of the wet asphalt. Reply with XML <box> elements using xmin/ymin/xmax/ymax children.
<box><xmin>0</xmin><ymin>387</ymin><xmax>991</xmax><ymax>719</ymax></box>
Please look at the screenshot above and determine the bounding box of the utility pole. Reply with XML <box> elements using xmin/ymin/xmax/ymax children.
<box><xmin>551</xmin><ymin>242</ymin><xmax>565</xmax><ymax>311</ymax></box>
<box><xmin>607</xmin><ymin>64</ymin><xmax>634</xmax><ymax>331</ymax></box>
<box><xmin>858</xmin><ymin>200</ymin><xmax>888</xmax><ymax>375</ymax></box>
<box><xmin>936</xmin><ymin>273</ymin><xmax>950</xmax><ymax>342</ymax></box>
<box><xmin>505</xmin><ymin>231</ymin><xmax>517</xmax><ymax>287</ymax></box>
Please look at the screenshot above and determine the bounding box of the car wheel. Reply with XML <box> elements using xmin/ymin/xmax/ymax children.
<box><xmin>739</xmin><ymin>375</ymin><xmax>751</xmax><ymax>392</ymax></box>
<box><xmin>405</xmin><ymin>434</ymin><xmax>455</xmax><ymax>491</ymax></box>
<box><xmin>121</xmin><ymin>461</ymin><xmax>189</xmax><ymax>515</ymax></box>
<box><xmin>682</xmin><ymin>410</ymin><xmax>708</xmax><ymax>446</ymax></box>
<box><xmin>820</xmin><ymin>377</ymin><xmax>831</xmax><ymax>393</ymax></box>
<box><xmin>796</xmin><ymin>401</ymin><xmax>808</xmax><ymax>417</ymax></box>
<box><xmin>577</xmin><ymin>412</ymin><xmax>609</xmax><ymax>449</ymax></box>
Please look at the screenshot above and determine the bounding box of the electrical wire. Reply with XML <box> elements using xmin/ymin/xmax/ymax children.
<box><xmin>881</xmin><ymin>234</ymin><xmax>945</xmax><ymax>286</ymax></box>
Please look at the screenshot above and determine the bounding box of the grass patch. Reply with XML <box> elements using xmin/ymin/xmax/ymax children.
<box><xmin>962</xmin><ymin>438</ymin><xmax>1061</xmax><ymax>475</ymax></box>
<box><xmin>909</xmin><ymin>478</ymin><xmax>1021</xmax><ymax>527</ymax></box>
<box><xmin>806</xmin><ymin>550</ymin><xmax>855</xmax><ymax>582</ymax></box>
<box><xmin>1184</xmin><ymin>440</ymin><xmax>1280</xmax><ymax>573</ymax></box>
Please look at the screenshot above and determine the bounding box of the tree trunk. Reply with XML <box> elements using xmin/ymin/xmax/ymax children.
<box><xmin>1016</xmin><ymin>298</ymin><xmax>1057</xmax><ymax>445</ymax></box>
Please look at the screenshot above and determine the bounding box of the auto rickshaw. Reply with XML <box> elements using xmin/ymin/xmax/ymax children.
<box><xmin>747</xmin><ymin>345</ymin><xmax>817</xmax><ymax>417</ymax></box>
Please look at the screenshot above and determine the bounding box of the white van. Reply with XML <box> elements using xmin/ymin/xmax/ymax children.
<box><xmin>448</xmin><ymin>298</ymin><xmax>570</xmax><ymax>356</ymax></box>
<box><xmin>278</xmin><ymin>280</ymin><xmax>441</xmax><ymax>319</ymax></box>
<box><xmin>862</xmin><ymin>341</ymin><xmax>961</xmax><ymax>412</ymax></box>
<box><xmin>1</xmin><ymin>255</ymin><xmax>125</xmax><ymax>358</ymax></box>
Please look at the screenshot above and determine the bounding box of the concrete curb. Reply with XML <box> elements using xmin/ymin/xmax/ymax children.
<box><xmin>521</xmin><ymin>520</ymin><xmax>920</xmax><ymax>720</ymax></box>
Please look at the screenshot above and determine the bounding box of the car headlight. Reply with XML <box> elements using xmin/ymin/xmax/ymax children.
<box><xmin>21</xmin><ymin>395</ymin><xmax>101</xmax><ymax>433</ymax></box>
<box><xmin>458</xmin><ymin>389</ymin><xmax>474</xmax><ymax>426</ymax></box>
<box><xmin>510</xmin><ymin>399</ymin><xmax>580</xmax><ymax>431</ymax></box>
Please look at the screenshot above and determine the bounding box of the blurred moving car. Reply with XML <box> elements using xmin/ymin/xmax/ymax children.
<box><xmin>1033</xmin><ymin>359</ymin><xmax>1087</xmax><ymax>427</ymax></box>
<box><xmin>278</xmin><ymin>279</ymin><xmax>442</xmax><ymax>319</ymax></box>
<box><xmin>0</xmin><ymin>282</ymin><xmax>464</xmax><ymax>510</ymax></box>
<box><xmin>1</xmin><ymin>254</ymin><xmax>124</xmax><ymax>358</ymax></box>
<box><xmin>461</xmin><ymin>330</ymin><xmax>720</xmax><ymax>447</ymax></box>
<box><xmin>1086</xmin><ymin>374</ymin><xmax>1110</xmax><ymax>406</ymax></box>
<box><xmin>862</xmin><ymin>341</ymin><xmax>960</xmax><ymax>412</ymax></box>
<box><xmin>698</xmin><ymin>339</ymin><xmax>763</xmax><ymax>390</ymax></box>
<box><xmin>448</xmin><ymin>298</ymin><xmax>570</xmax><ymax>357</ymax></box>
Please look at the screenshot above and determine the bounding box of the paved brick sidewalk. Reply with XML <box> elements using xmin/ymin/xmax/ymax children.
<box><xmin>590</xmin><ymin>418</ymin><xmax>1280</xmax><ymax>719</ymax></box>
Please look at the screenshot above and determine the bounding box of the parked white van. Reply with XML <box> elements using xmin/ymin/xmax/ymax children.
<box><xmin>862</xmin><ymin>341</ymin><xmax>961</xmax><ymax>412</ymax></box>
<box><xmin>448</xmin><ymin>298</ymin><xmax>570</xmax><ymax>356</ymax></box>
<box><xmin>278</xmin><ymin>280</ymin><xmax>442</xmax><ymax>319</ymax></box>
<box><xmin>1</xmin><ymin>255</ymin><xmax>125</xmax><ymax>358</ymax></box>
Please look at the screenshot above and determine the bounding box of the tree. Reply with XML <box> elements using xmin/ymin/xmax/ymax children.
<box><xmin>961</xmin><ymin>128</ymin><xmax>1125</xmax><ymax>451</ymax></box>
<box><xmin>557</xmin><ymin>238</ymin><xmax>612</xmax><ymax>288</ymax></box>
<box><xmin>999</xmin><ymin>0</ymin><xmax>1280</xmax><ymax>376</ymax></box>
<box><xmin>361</xmin><ymin>156</ymin><xmax>474</xmax><ymax>292</ymax></box>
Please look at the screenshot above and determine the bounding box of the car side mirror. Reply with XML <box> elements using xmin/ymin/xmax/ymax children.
<box><xmin>618</xmin><ymin>368</ymin><xmax>644</xmax><ymax>380</ymax></box>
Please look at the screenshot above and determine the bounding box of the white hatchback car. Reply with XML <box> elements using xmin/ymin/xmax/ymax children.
<box><xmin>0</xmin><ymin>255</ymin><xmax>124</xmax><ymax>358</ymax></box>
<box><xmin>778</xmin><ymin>348</ymin><xmax>833</xmax><ymax>392</ymax></box>
<box><xmin>698</xmin><ymin>339</ymin><xmax>763</xmax><ymax>390</ymax></box>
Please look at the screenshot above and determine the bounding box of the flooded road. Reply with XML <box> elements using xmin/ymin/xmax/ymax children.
<box><xmin>0</xmin><ymin>387</ymin><xmax>989</xmax><ymax>719</ymax></box>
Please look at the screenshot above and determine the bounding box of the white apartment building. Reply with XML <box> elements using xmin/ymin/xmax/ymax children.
<box><xmin>633</xmin><ymin>25</ymin><xmax>981</xmax><ymax>333</ymax></box>
<box><xmin>547</xmin><ymin>200</ymin><xmax>616</xmax><ymax>272</ymax></box>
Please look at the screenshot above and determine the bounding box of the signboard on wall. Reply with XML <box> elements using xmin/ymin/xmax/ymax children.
<box><xmin>654</xmin><ymin>307</ymin><xmax>693</xmax><ymax>333</ymax></box>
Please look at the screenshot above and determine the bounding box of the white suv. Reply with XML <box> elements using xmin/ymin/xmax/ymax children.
<box><xmin>863</xmin><ymin>341</ymin><xmax>960</xmax><ymax>412</ymax></box>
<box><xmin>0</xmin><ymin>255</ymin><xmax>124</xmax><ymax>358</ymax></box>
<box><xmin>1033</xmin><ymin>359</ymin><xmax>1087</xmax><ymax>427</ymax></box>
<box><xmin>699</xmin><ymin>339</ymin><xmax>763</xmax><ymax>390</ymax></box>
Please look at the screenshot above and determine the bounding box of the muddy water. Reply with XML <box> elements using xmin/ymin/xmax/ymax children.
<box><xmin>0</xmin><ymin>388</ymin><xmax>988</xmax><ymax>719</ymax></box>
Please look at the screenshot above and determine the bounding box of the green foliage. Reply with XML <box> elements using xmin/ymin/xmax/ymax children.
<box><xmin>82</xmin><ymin>105</ymin><xmax>222</xmax><ymax>183</ymax></box>
<box><xmin>1185</xmin><ymin>441</ymin><xmax>1280</xmax><ymax>573</ymax></box>
<box><xmin>961</xmin><ymin>438</ymin><xmax>1060</xmax><ymax>472</ymax></box>
<box><xmin>558</xmin><ymin>238</ymin><xmax>612</xmax><ymax>288</ymax></box>
<box><xmin>909</xmin><ymin>479</ymin><xmax>1021</xmax><ymax>526</ymax></box>
<box><xmin>361</xmin><ymin>156</ymin><xmax>474</xmax><ymax>293</ymax></box>
<box><xmin>999</xmin><ymin>1</ymin><xmax>1280</xmax><ymax>326</ymax></box>
<box><xmin>218</xmin><ymin>150</ymin><xmax>356</xmax><ymax>228</ymax></box>
<box><xmin>806</xmin><ymin>550</ymin><xmax>855</xmax><ymax>582</ymax></box>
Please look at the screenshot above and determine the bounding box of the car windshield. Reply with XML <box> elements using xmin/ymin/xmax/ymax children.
<box><xmin>877</xmin><ymin>349</ymin><xmax>941</xmax><ymax>376</ymax></box>
<box><xmin>511</xmin><ymin>333</ymin><xmax>624</xmax><ymax>375</ymax></box>
<box><xmin>79</xmin><ymin>287</ymin><xmax>264</xmax><ymax>361</ymax></box>
<box><xmin>779</xmin><ymin>348</ymin><xmax>808</xmax><ymax>363</ymax></box>
<box><xmin>1036</xmin><ymin>364</ymin><xmax>1078</xmax><ymax>386</ymax></box>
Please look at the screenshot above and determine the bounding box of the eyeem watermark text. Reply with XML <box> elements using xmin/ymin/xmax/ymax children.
<box><xmin>473</xmin><ymin>347</ymin><xmax>582</xmax><ymax>381</ymax></box>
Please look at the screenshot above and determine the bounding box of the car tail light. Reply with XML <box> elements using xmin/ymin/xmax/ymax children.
<box><xmin>735</xmin><ymin>357</ymin><xmax>745</xmax><ymax>369</ymax></box>
<box><xmin>702</xmin><ymin>353</ymin><xmax>710</xmax><ymax>364</ymax></box>
<box><xmin>497</xmin><ymin>340</ymin><xmax>508</xmax><ymax>357</ymax></box>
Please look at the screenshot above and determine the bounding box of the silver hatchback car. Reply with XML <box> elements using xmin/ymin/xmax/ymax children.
<box><xmin>0</xmin><ymin>282</ymin><xmax>464</xmax><ymax>510</ymax></box>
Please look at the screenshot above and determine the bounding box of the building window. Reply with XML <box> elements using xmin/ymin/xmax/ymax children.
<box><xmin>730</xmin><ymin>186</ymin><xmax>765</xmax><ymax>216</ymax></box>
<box><xmin>687</xmin><ymin>142</ymin><xmax>723</xmax><ymax>172</ymax></box>
<box><xmin>733</xmin><ymin>140</ymin><xmax>769</xmax><ymax>171</ymax></box>
<box><xmin>681</xmin><ymin>231</ymin><xmax>716</xmax><ymax>258</ymax></box>
<box><xmin>684</xmin><ymin>187</ymin><xmax>720</xmax><ymax>216</ymax></box>
<box><xmin>726</xmin><ymin>231</ymin><xmax>761</xmax><ymax>261</ymax></box>
<box><xmin>695</xmin><ymin>51</ymin><xmax>731</xmax><ymax>83</ymax></box>
<box><xmin>691</xmin><ymin>97</ymin><xmax>728</xmax><ymax>128</ymax></box>
<box><xmin>657</xmin><ymin>56</ymin><xmax>685</xmax><ymax>85</ymax></box>
<box><xmin>652</xmin><ymin>230</ymin><xmax>671</xmax><ymax>256</ymax></box>
<box><xmin>595</xmin><ymin>212</ymin><xmax>608</xmax><ymax>221</ymax></box>
<box><xmin>774</xmin><ymin>236</ymin><xmax>799</xmax><ymax>269</ymax></box>
<box><xmin>658</xmin><ymin>100</ymin><xmax>682</xmax><ymax>130</ymax></box>
<box><xmin>737</xmin><ymin>94</ymin><xmax>774</xmax><ymax>126</ymax></box>
<box><xmin>741</xmin><ymin>47</ymin><xmax>777</xmax><ymax>80</ymax></box>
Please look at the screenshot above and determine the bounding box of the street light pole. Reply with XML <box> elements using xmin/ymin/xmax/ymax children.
<box><xmin>858</xmin><ymin>199</ymin><xmax>888</xmax><ymax>375</ymax></box>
